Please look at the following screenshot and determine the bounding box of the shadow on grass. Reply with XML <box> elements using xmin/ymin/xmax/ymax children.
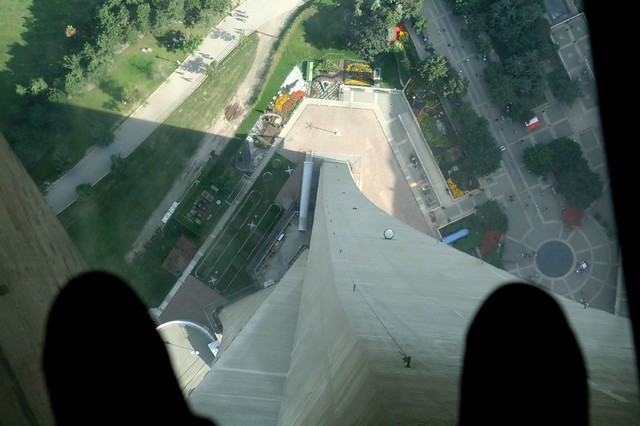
<box><xmin>0</xmin><ymin>0</ymin><xmax>109</xmax><ymax>175</ymax></box>
<box><xmin>155</xmin><ymin>30</ymin><xmax>187</xmax><ymax>53</ymax></box>
<box><xmin>302</xmin><ymin>5</ymin><xmax>351</xmax><ymax>50</ymax></box>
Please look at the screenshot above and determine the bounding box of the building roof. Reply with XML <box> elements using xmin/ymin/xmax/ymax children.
<box><xmin>159</xmin><ymin>275</ymin><xmax>227</xmax><ymax>326</ymax></box>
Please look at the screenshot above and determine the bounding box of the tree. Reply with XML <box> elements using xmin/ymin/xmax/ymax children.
<box><xmin>484</xmin><ymin>63</ymin><xmax>517</xmax><ymax>107</ymax></box>
<box><xmin>53</xmin><ymin>146</ymin><xmax>75</xmax><ymax>173</ymax></box>
<box><xmin>556</xmin><ymin>163</ymin><xmax>603</xmax><ymax>209</ymax></box>
<box><xmin>63</xmin><ymin>53</ymin><xmax>86</xmax><ymax>96</ymax></box>
<box><xmin>82</xmin><ymin>36</ymin><xmax>116</xmax><ymax>84</ymax></box>
<box><xmin>522</xmin><ymin>144</ymin><xmax>552</xmax><ymax>176</ymax></box>
<box><xmin>76</xmin><ymin>183</ymin><xmax>94</xmax><ymax>199</ymax></box>
<box><xmin>345</xmin><ymin>9</ymin><xmax>391</xmax><ymax>60</ymax></box>
<box><xmin>419</xmin><ymin>54</ymin><xmax>466</xmax><ymax>98</ymax></box>
<box><xmin>549</xmin><ymin>137</ymin><xmax>583</xmax><ymax>171</ymax></box>
<box><xmin>413</xmin><ymin>15</ymin><xmax>426</xmax><ymax>33</ymax></box>
<box><xmin>454</xmin><ymin>102</ymin><xmax>502</xmax><ymax>177</ymax></box>
<box><xmin>29</xmin><ymin>77</ymin><xmax>49</xmax><ymax>96</ymax></box>
<box><xmin>15</xmin><ymin>84</ymin><xmax>28</xmax><ymax>97</ymax></box>
<box><xmin>477</xmin><ymin>199</ymin><xmax>508</xmax><ymax>233</ymax></box>
<box><xmin>95</xmin><ymin>1</ymin><xmax>129</xmax><ymax>44</ymax></box>
<box><xmin>152</xmin><ymin>9</ymin><xmax>171</xmax><ymax>36</ymax></box>
<box><xmin>420</xmin><ymin>55</ymin><xmax>449</xmax><ymax>85</ymax></box>
<box><xmin>121</xmin><ymin>85</ymin><xmax>142</xmax><ymax>106</ymax></box>
<box><xmin>203</xmin><ymin>60</ymin><xmax>218</xmax><ymax>76</ymax></box>
<box><xmin>135</xmin><ymin>3</ymin><xmax>151</xmax><ymax>33</ymax></box>
<box><xmin>152</xmin><ymin>0</ymin><xmax>185</xmax><ymax>22</ymax></box>
<box><xmin>182</xmin><ymin>34</ymin><xmax>203</xmax><ymax>54</ymax></box>
<box><xmin>185</xmin><ymin>0</ymin><xmax>203</xmax><ymax>25</ymax></box>
<box><xmin>442</xmin><ymin>75</ymin><xmax>468</xmax><ymax>97</ymax></box>
<box><xmin>526</xmin><ymin>137</ymin><xmax>605</xmax><ymax>209</ymax></box>
<box><xmin>548</xmin><ymin>69</ymin><xmax>582</xmax><ymax>105</ymax></box>
<box><xmin>90</xmin><ymin>120</ymin><xmax>115</xmax><ymax>147</ymax></box>
<box><xmin>110</xmin><ymin>154</ymin><xmax>127</xmax><ymax>176</ymax></box>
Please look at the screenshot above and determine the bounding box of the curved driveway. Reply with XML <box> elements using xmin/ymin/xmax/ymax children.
<box><xmin>44</xmin><ymin>0</ymin><xmax>306</xmax><ymax>214</ymax></box>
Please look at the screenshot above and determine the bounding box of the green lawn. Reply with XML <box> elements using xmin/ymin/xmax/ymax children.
<box><xmin>372</xmin><ymin>50</ymin><xmax>410</xmax><ymax>89</ymax></box>
<box><xmin>58</xmin><ymin>35</ymin><xmax>260</xmax><ymax>307</ymax></box>
<box><xmin>0</xmin><ymin>0</ymin><xmax>227</xmax><ymax>185</ymax></box>
<box><xmin>441</xmin><ymin>214</ymin><xmax>483</xmax><ymax>253</ymax></box>
<box><xmin>235</xmin><ymin>3</ymin><xmax>361</xmax><ymax>140</ymax></box>
<box><xmin>0</xmin><ymin>0</ymin><xmax>33</xmax><ymax>71</ymax></box>
<box><xmin>193</xmin><ymin>153</ymin><xmax>295</xmax><ymax>296</ymax></box>
<box><xmin>67</xmin><ymin>29</ymin><xmax>198</xmax><ymax>114</ymax></box>
<box><xmin>440</xmin><ymin>210</ymin><xmax>505</xmax><ymax>268</ymax></box>
<box><xmin>0</xmin><ymin>0</ymin><xmax>101</xmax><ymax>84</ymax></box>
<box><xmin>173</xmin><ymin>142</ymin><xmax>245</xmax><ymax>237</ymax></box>
<box><xmin>0</xmin><ymin>0</ymin><xmax>104</xmax><ymax>180</ymax></box>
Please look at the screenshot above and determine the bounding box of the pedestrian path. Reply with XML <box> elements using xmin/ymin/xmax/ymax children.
<box><xmin>44</xmin><ymin>0</ymin><xmax>305</xmax><ymax>214</ymax></box>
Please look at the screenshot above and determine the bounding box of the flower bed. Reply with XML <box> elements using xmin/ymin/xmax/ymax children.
<box><xmin>345</xmin><ymin>78</ymin><xmax>371</xmax><ymax>87</ymax></box>
<box><xmin>274</xmin><ymin>94</ymin><xmax>291</xmax><ymax>111</ymax></box>
<box><xmin>290</xmin><ymin>90</ymin><xmax>305</xmax><ymax>101</ymax></box>
<box><xmin>447</xmin><ymin>178</ymin><xmax>464</xmax><ymax>198</ymax></box>
<box><xmin>346</xmin><ymin>62</ymin><xmax>373</xmax><ymax>73</ymax></box>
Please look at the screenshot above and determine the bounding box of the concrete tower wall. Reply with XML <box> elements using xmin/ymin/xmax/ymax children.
<box><xmin>277</xmin><ymin>169</ymin><xmax>382</xmax><ymax>425</ymax></box>
<box><xmin>0</xmin><ymin>133</ymin><xmax>89</xmax><ymax>425</ymax></box>
<box><xmin>277</xmin><ymin>161</ymin><xmax>504</xmax><ymax>424</ymax></box>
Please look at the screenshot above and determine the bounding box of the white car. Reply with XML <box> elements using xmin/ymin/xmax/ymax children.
<box><xmin>499</xmin><ymin>145</ymin><xmax>507</xmax><ymax>152</ymax></box>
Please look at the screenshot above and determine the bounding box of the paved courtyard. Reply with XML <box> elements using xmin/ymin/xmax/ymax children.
<box><xmin>280</xmin><ymin>103</ymin><xmax>430</xmax><ymax>235</ymax></box>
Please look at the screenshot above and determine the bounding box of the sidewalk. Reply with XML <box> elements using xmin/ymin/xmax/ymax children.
<box><xmin>44</xmin><ymin>0</ymin><xmax>305</xmax><ymax>214</ymax></box>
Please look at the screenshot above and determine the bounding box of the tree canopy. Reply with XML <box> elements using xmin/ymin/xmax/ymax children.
<box><xmin>521</xmin><ymin>137</ymin><xmax>603</xmax><ymax>209</ymax></box>
<box><xmin>453</xmin><ymin>101</ymin><xmax>502</xmax><ymax>176</ymax></box>
<box><xmin>476</xmin><ymin>199</ymin><xmax>508</xmax><ymax>233</ymax></box>
<box><xmin>450</xmin><ymin>0</ymin><xmax>561</xmax><ymax>122</ymax></box>
<box><xmin>345</xmin><ymin>9</ymin><xmax>391</xmax><ymax>60</ymax></box>
<box><xmin>343</xmin><ymin>0</ymin><xmax>423</xmax><ymax>60</ymax></box>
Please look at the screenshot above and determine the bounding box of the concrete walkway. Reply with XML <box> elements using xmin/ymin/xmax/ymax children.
<box><xmin>44</xmin><ymin>0</ymin><xmax>305</xmax><ymax>214</ymax></box>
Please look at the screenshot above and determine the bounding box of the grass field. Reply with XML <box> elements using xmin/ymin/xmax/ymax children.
<box><xmin>193</xmin><ymin>152</ymin><xmax>295</xmax><ymax>295</ymax></box>
<box><xmin>0</xmin><ymin>0</ymin><xmax>101</xmax><ymax>81</ymax></box>
<box><xmin>58</xmin><ymin>35</ymin><xmax>260</xmax><ymax>307</ymax></box>
<box><xmin>0</xmin><ymin>0</ymin><xmax>227</xmax><ymax>185</ymax></box>
<box><xmin>0</xmin><ymin>0</ymin><xmax>104</xmax><ymax>179</ymax></box>
<box><xmin>194</xmin><ymin>193</ymin><xmax>278</xmax><ymax>289</ymax></box>
<box><xmin>172</xmin><ymin>146</ymin><xmax>246</xmax><ymax>237</ymax></box>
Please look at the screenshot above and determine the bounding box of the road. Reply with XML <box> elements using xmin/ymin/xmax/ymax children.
<box><xmin>44</xmin><ymin>0</ymin><xmax>306</xmax><ymax>214</ymax></box>
<box><xmin>413</xmin><ymin>2</ymin><xmax>622</xmax><ymax>314</ymax></box>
